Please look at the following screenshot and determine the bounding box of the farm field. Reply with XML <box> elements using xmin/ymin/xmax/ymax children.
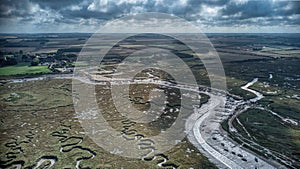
<box><xmin>0</xmin><ymin>62</ymin><xmax>51</xmax><ymax>76</ymax></box>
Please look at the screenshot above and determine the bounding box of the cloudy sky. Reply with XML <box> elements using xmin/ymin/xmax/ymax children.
<box><xmin>0</xmin><ymin>0</ymin><xmax>299</xmax><ymax>33</ymax></box>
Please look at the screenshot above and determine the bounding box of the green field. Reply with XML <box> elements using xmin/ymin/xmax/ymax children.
<box><xmin>0</xmin><ymin>63</ymin><xmax>51</xmax><ymax>76</ymax></box>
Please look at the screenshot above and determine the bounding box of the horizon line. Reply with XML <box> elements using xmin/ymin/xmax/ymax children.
<box><xmin>0</xmin><ymin>32</ymin><xmax>300</xmax><ymax>34</ymax></box>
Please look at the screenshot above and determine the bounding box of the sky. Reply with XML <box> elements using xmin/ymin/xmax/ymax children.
<box><xmin>0</xmin><ymin>0</ymin><xmax>299</xmax><ymax>33</ymax></box>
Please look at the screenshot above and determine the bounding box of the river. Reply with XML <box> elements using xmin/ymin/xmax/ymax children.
<box><xmin>2</xmin><ymin>75</ymin><xmax>285</xmax><ymax>169</ymax></box>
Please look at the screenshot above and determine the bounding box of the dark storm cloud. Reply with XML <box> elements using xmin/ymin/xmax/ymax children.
<box><xmin>30</xmin><ymin>0</ymin><xmax>83</xmax><ymax>10</ymax></box>
<box><xmin>0</xmin><ymin>0</ymin><xmax>299</xmax><ymax>32</ymax></box>
<box><xmin>221</xmin><ymin>0</ymin><xmax>300</xmax><ymax>19</ymax></box>
<box><xmin>214</xmin><ymin>0</ymin><xmax>300</xmax><ymax>28</ymax></box>
<box><xmin>0</xmin><ymin>0</ymin><xmax>227</xmax><ymax>21</ymax></box>
<box><xmin>0</xmin><ymin>0</ymin><xmax>33</xmax><ymax>17</ymax></box>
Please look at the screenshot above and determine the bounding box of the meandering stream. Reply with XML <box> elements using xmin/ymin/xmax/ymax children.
<box><xmin>1</xmin><ymin>75</ymin><xmax>287</xmax><ymax>169</ymax></box>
